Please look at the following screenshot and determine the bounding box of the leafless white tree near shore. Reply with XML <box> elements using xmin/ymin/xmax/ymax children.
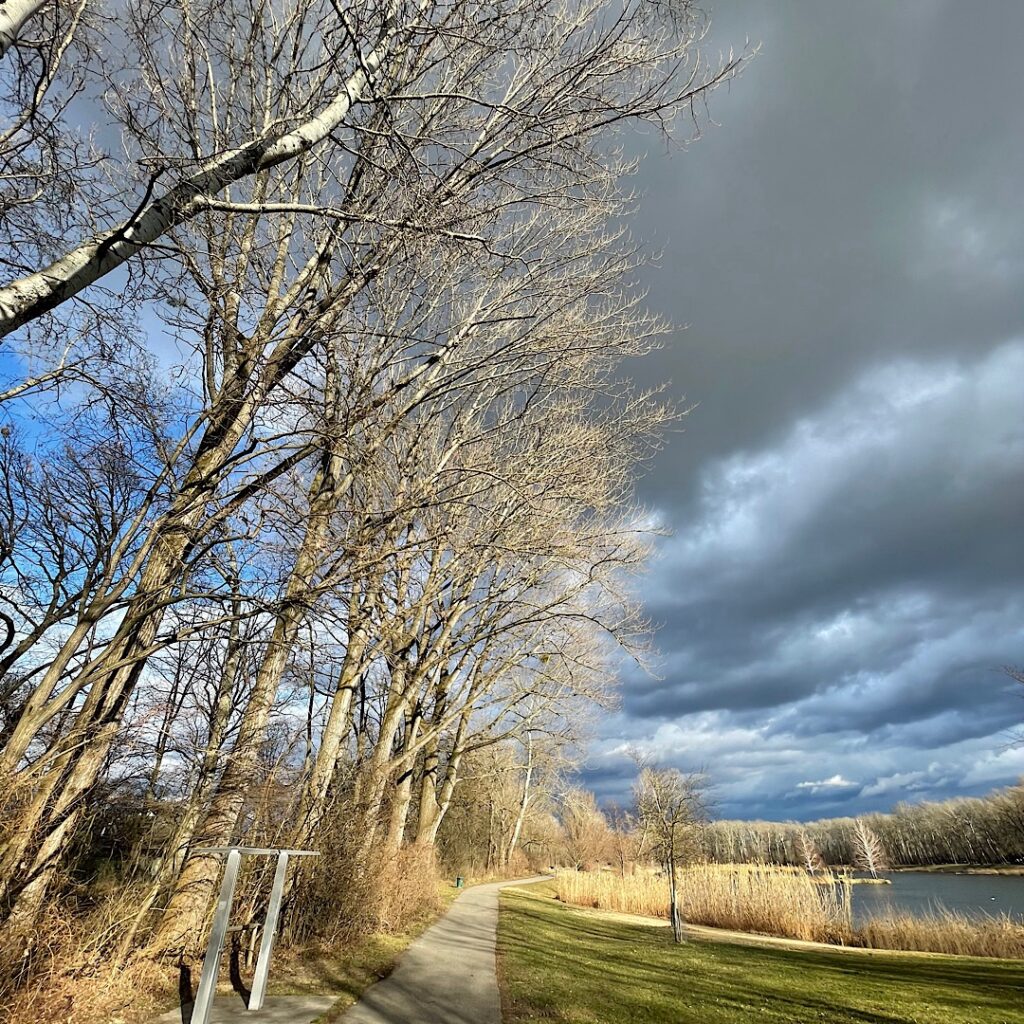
<box><xmin>852</xmin><ymin>817</ymin><xmax>889</xmax><ymax>878</ymax></box>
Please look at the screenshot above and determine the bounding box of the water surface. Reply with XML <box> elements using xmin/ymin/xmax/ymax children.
<box><xmin>852</xmin><ymin>871</ymin><xmax>1024</xmax><ymax>924</ymax></box>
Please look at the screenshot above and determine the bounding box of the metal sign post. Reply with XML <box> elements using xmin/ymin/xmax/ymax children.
<box><xmin>191</xmin><ymin>847</ymin><xmax>318</xmax><ymax>1024</ymax></box>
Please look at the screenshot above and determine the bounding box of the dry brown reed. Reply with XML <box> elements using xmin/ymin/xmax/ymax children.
<box><xmin>0</xmin><ymin>902</ymin><xmax>176</xmax><ymax>1024</ymax></box>
<box><xmin>861</xmin><ymin>910</ymin><xmax>1024</xmax><ymax>958</ymax></box>
<box><xmin>298</xmin><ymin>834</ymin><xmax>442</xmax><ymax>942</ymax></box>
<box><xmin>679</xmin><ymin>863</ymin><xmax>852</xmax><ymax>943</ymax></box>
<box><xmin>557</xmin><ymin>864</ymin><xmax>852</xmax><ymax>943</ymax></box>
<box><xmin>555</xmin><ymin>865</ymin><xmax>1024</xmax><ymax>958</ymax></box>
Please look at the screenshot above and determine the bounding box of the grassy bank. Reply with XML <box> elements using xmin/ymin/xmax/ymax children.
<box><xmin>554</xmin><ymin>866</ymin><xmax>1024</xmax><ymax>957</ymax></box>
<box><xmin>499</xmin><ymin>882</ymin><xmax>1024</xmax><ymax>1024</ymax></box>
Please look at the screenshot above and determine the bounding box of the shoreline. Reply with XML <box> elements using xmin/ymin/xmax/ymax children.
<box><xmin>891</xmin><ymin>864</ymin><xmax>1024</xmax><ymax>876</ymax></box>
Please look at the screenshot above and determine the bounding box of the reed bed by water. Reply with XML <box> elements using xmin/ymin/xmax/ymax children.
<box><xmin>682</xmin><ymin>864</ymin><xmax>852</xmax><ymax>943</ymax></box>
<box><xmin>555</xmin><ymin>866</ymin><xmax>1024</xmax><ymax>958</ymax></box>
<box><xmin>861</xmin><ymin>910</ymin><xmax>1024</xmax><ymax>958</ymax></box>
<box><xmin>556</xmin><ymin>865</ymin><xmax>852</xmax><ymax>943</ymax></box>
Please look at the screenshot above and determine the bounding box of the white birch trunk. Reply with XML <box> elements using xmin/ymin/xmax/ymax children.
<box><xmin>0</xmin><ymin>2</ymin><xmax>412</xmax><ymax>337</ymax></box>
<box><xmin>505</xmin><ymin>732</ymin><xmax>533</xmax><ymax>865</ymax></box>
<box><xmin>0</xmin><ymin>0</ymin><xmax>46</xmax><ymax>59</ymax></box>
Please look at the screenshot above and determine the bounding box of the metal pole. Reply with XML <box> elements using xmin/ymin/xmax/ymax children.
<box><xmin>193</xmin><ymin>848</ymin><xmax>242</xmax><ymax>1024</ymax></box>
<box><xmin>248</xmin><ymin>851</ymin><xmax>290</xmax><ymax>1011</ymax></box>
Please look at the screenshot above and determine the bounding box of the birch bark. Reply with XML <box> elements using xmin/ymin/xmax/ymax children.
<box><xmin>0</xmin><ymin>0</ymin><xmax>46</xmax><ymax>59</ymax></box>
<box><xmin>0</xmin><ymin>1</ymin><xmax>414</xmax><ymax>337</ymax></box>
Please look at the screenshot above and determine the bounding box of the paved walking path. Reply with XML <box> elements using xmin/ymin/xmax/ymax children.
<box><xmin>339</xmin><ymin>876</ymin><xmax>551</xmax><ymax>1024</ymax></box>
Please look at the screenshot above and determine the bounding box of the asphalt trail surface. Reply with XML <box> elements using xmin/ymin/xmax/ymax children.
<box><xmin>339</xmin><ymin>876</ymin><xmax>550</xmax><ymax>1024</ymax></box>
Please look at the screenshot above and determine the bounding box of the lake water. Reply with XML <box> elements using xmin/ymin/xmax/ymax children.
<box><xmin>851</xmin><ymin>871</ymin><xmax>1024</xmax><ymax>924</ymax></box>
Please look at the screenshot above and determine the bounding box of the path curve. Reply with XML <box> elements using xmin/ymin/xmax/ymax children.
<box><xmin>339</xmin><ymin>876</ymin><xmax>550</xmax><ymax>1024</ymax></box>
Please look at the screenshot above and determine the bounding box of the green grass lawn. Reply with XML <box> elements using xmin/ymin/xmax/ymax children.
<box><xmin>497</xmin><ymin>882</ymin><xmax>1024</xmax><ymax>1024</ymax></box>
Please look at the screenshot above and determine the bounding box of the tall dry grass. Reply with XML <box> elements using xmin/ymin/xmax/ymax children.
<box><xmin>0</xmin><ymin>899</ymin><xmax>177</xmax><ymax>1024</ymax></box>
<box><xmin>680</xmin><ymin>864</ymin><xmax>852</xmax><ymax>943</ymax></box>
<box><xmin>861</xmin><ymin>910</ymin><xmax>1024</xmax><ymax>958</ymax></box>
<box><xmin>557</xmin><ymin>865</ymin><xmax>852</xmax><ymax>943</ymax></box>
<box><xmin>556</xmin><ymin>867</ymin><xmax>669</xmax><ymax>917</ymax></box>
<box><xmin>297</xmin><ymin>838</ymin><xmax>442</xmax><ymax>942</ymax></box>
<box><xmin>555</xmin><ymin>865</ymin><xmax>1024</xmax><ymax>958</ymax></box>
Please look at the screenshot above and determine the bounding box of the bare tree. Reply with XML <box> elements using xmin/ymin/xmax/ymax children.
<box><xmin>0</xmin><ymin>0</ymin><xmax>745</xmax><ymax>339</ymax></box>
<box><xmin>0</xmin><ymin>1</ymin><xmax>750</xmax><ymax>997</ymax></box>
<box><xmin>851</xmin><ymin>818</ymin><xmax>888</xmax><ymax>878</ymax></box>
<box><xmin>560</xmin><ymin>788</ymin><xmax>610</xmax><ymax>871</ymax></box>
<box><xmin>795</xmin><ymin>828</ymin><xmax>825</xmax><ymax>875</ymax></box>
<box><xmin>607</xmin><ymin>804</ymin><xmax>645</xmax><ymax>878</ymax></box>
<box><xmin>634</xmin><ymin>765</ymin><xmax>706</xmax><ymax>943</ymax></box>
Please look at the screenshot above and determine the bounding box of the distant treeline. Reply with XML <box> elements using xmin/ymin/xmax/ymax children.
<box><xmin>704</xmin><ymin>783</ymin><xmax>1024</xmax><ymax>868</ymax></box>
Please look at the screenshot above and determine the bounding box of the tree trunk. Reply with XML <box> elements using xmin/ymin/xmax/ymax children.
<box><xmin>504</xmin><ymin>732</ymin><xmax>533</xmax><ymax>866</ymax></box>
<box><xmin>385</xmin><ymin>710</ymin><xmax>421</xmax><ymax>853</ymax></box>
<box><xmin>668</xmin><ymin>859</ymin><xmax>684</xmax><ymax>943</ymax></box>
<box><xmin>290</xmin><ymin>611</ymin><xmax>368</xmax><ymax>848</ymax></box>
<box><xmin>0</xmin><ymin>616</ymin><xmax>96</xmax><ymax>772</ymax></box>
<box><xmin>147</xmin><ymin>434</ymin><xmax>347</xmax><ymax>958</ymax></box>
<box><xmin>0</xmin><ymin>346</ymin><xmax>276</xmax><ymax>919</ymax></box>
<box><xmin>351</xmin><ymin>690</ymin><xmax>410</xmax><ymax>869</ymax></box>
<box><xmin>115</xmin><ymin>621</ymin><xmax>244</xmax><ymax>958</ymax></box>
<box><xmin>413</xmin><ymin>737</ymin><xmax>441</xmax><ymax>846</ymax></box>
<box><xmin>0</xmin><ymin>0</ymin><xmax>45</xmax><ymax>60</ymax></box>
<box><xmin>413</xmin><ymin>708</ymin><xmax>469</xmax><ymax>846</ymax></box>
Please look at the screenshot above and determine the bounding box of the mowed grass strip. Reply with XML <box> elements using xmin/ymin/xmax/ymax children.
<box><xmin>497</xmin><ymin>882</ymin><xmax>1024</xmax><ymax>1024</ymax></box>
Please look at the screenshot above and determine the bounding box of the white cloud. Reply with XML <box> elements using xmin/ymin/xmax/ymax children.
<box><xmin>796</xmin><ymin>774</ymin><xmax>857</xmax><ymax>791</ymax></box>
<box><xmin>860</xmin><ymin>770</ymin><xmax>931</xmax><ymax>798</ymax></box>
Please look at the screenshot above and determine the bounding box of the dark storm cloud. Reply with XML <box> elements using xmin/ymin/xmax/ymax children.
<box><xmin>628</xmin><ymin>0</ymin><xmax>1024</xmax><ymax>496</ymax></box>
<box><xmin>595</xmin><ymin>1</ymin><xmax>1024</xmax><ymax>819</ymax></box>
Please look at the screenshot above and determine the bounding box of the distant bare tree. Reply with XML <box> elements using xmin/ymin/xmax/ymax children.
<box><xmin>560</xmin><ymin>788</ymin><xmax>610</xmax><ymax>871</ymax></box>
<box><xmin>607</xmin><ymin>804</ymin><xmax>645</xmax><ymax>878</ymax></box>
<box><xmin>851</xmin><ymin>818</ymin><xmax>888</xmax><ymax>878</ymax></box>
<box><xmin>634</xmin><ymin>764</ymin><xmax>706</xmax><ymax>943</ymax></box>
<box><xmin>795</xmin><ymin>828</ymin><xmax>825</xmax><ymax>874</ymax></box>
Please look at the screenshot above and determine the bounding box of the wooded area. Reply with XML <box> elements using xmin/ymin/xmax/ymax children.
<box><xmin>0</xmin><ymin>0</ymin><xmax>745</xmax><ymax>1017</ymax></box>
<box><xmin>703</xmin><ymin>783</ymin><xmax>1024</xmax><ymax>868</ymax></box>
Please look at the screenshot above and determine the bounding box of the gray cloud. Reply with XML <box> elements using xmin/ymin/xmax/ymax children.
<box><xmin>600</xmin><ymin>1</ymin><xmax>1024</xmax><ymax>818</ymax></box>
<box><xmin>628</xmin><ymin>0</ymin><xmax>1024</xmax><ymax>498</ymax></box>
<box><xmin>604</xmin><ymin>342</ymin><xmax>1024</xmax><ymax>815</ymax></box>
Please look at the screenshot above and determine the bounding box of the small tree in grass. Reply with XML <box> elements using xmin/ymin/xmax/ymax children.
<box><xmin>634</xmin><ymin>765</ymin><xmax>707</xmax><ymax>943</ymax></box>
